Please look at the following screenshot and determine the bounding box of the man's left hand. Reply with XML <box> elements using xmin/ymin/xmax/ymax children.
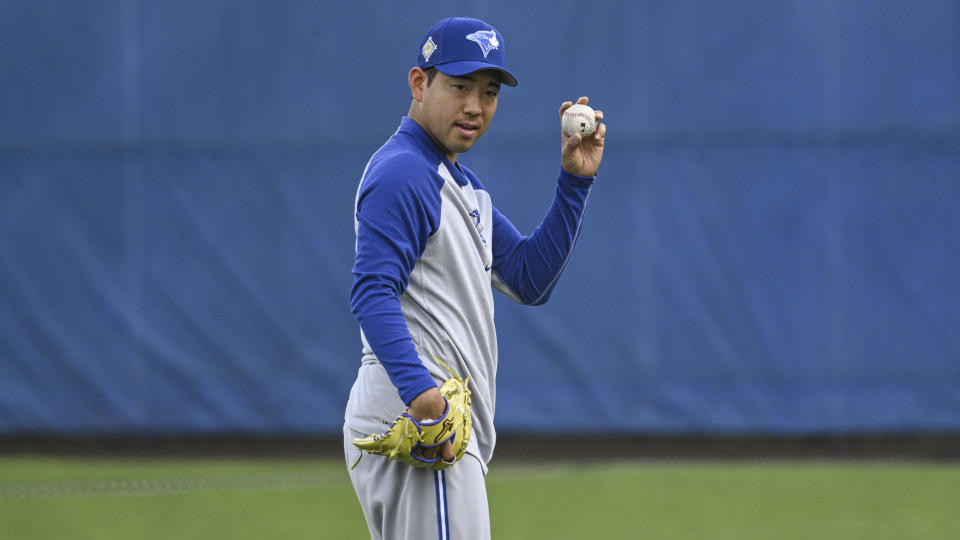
<box><xmin>560</xmin><ymin>97</ymin><xmax>606</xmax><ymax>177</ymax></box>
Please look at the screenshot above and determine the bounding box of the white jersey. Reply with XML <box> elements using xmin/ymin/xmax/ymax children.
<box><xmin>346</xmin><ymin>116</ymin><xmax>594</xmax><ymax>468</ymax></box>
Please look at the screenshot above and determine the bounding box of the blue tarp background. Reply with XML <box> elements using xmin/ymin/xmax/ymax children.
<box><xmin>2</xmin><ymin>1</ymin><xmax>958</xmax><ymax>435</ymax></box>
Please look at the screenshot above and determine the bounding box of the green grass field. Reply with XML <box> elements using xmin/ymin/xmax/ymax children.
<box><xmin>1</xmin><ymin>457</ymin><xmax>958</xmax><ymax>539</ymax></box>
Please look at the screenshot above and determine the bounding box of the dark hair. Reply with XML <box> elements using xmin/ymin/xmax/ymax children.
<box><xmin>424</xmin><ymin>67</ymin><xmax>438</xmax><ymax>86</ymax></box>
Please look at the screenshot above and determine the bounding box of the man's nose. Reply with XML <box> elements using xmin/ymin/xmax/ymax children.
<box><xmin>463</xmin><ymin>92</ymin><xmax>482</xmax><ymax>115</ymax></box>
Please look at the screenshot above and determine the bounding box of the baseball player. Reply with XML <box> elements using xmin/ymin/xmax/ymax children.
<box><xmin>343</xmin><ymin>17</ymin><xmax>605</xmax><ymax>539</ymax></box>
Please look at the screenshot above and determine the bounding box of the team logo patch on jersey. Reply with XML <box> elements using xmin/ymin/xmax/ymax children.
<box><xmin>465</xmin><ymin>30</ymin><xmax>499</xmax><ymax>58</ymax></box>
<box><xmin>422</xmin><ymin>36</ymin><xmax>438</xmax><ymax>62</ymax></box>
<box><xmin>469</xmin><ymin>209</ymin><xmax>487</xmax><ymax>244</ymax></box>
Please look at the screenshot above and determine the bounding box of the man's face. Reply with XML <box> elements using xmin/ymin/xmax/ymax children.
<box><xmin>415</xmin><ymin>69</ymin><xmax>501</xmax><ymax>160</ymax></box>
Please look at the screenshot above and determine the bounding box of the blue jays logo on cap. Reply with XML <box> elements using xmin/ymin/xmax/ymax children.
<box><xmin>416</xmin><ymin>17</ymin><xmax>518</xmax><ymax>87</ymax></box>
<box><xmin>466</xmin><ymin>30</ymin><xmax>499</xmax><ymax>58</ymax></box>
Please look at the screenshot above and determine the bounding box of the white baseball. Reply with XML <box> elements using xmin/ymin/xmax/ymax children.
<box><xmin>562</xmin><ymin>103</ymin><xmax>597</xmax><ymax>138</ymax></box>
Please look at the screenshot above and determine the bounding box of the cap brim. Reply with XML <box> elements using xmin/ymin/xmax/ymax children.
<box><xmin>435</xmin><ymin>61</ymin><xmax>518</xmax><ymax>87</ymax></box>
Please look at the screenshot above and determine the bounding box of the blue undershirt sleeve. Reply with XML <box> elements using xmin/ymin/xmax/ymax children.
<box><xmin>350</xmin><ymin>159</ymin><xmax>441</xmax><ymax>405</ymax></box>
<box><xmin>491</xmin><ymin>169</ymin><xmax>595</xmax><ymax>305</ymax></box>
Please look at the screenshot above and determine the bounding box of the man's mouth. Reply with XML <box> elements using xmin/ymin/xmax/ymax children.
<box><xmin>455</xmin><ymin>121</ymin><xmax>480</xmax><ymax>136</ymax></box>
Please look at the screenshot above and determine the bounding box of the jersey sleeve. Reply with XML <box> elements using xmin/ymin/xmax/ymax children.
<box><xmin>490</xmin><ymin>169</ymin><xmax>595</xmax><ymax>305</ymax></box>
<box><xmin>350</xmin><ymin>157</ymin><xmax>442</xmax><ymax>405</ymax></box>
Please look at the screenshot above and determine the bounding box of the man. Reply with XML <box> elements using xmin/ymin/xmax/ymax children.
<box><xmin>344</xmin><ymin>16</ymin><xmax>605</xmax><ymax>539</ymax></box>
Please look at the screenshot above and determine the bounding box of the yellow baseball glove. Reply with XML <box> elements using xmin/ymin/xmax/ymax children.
<box><xmin>352</xmin><ymin>358</ymin><xmax>472</xmax><ymax>470</ymax></box>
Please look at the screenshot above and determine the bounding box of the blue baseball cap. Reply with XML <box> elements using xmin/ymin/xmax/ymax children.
<box><xmin>417</xmin><ymin>17</ymin><xmax>518</xmax><ymax>87</ymax></box>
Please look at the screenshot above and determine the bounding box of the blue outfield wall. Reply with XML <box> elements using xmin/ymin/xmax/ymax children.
<box><xmin>1</xmin><ymin>1</ymin><xmax>958</xmax><ymax>435</ymax></box>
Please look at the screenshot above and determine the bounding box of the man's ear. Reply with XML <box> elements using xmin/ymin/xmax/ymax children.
<box><xmin>409</xmin><ymin>67</ymin><xmax>427</xmax><ymax>102</ymax></box>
